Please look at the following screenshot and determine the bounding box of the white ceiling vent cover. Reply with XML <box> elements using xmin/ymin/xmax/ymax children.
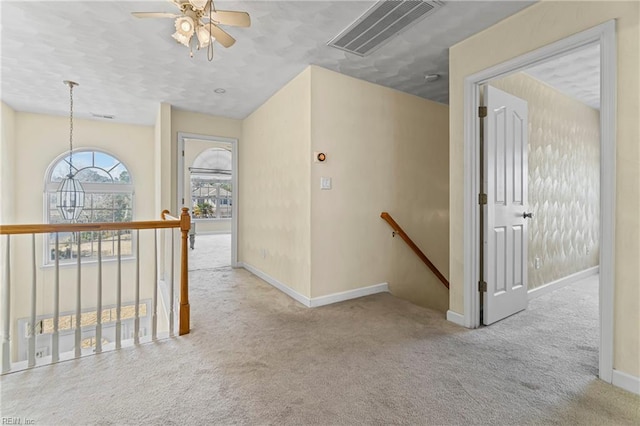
<box><xmin>328</xmin><ymin>0</ymin><xmax>443</xmax><ymax>56</ymax></box>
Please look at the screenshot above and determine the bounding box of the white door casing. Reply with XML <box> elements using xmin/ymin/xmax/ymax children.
<box><xmin>483</xmin><ymin>85</ymin><xmax>529</xmax><ymax>325</ymax></box>
<box><xmin>460</xmin><ymin>21</ymin><xmax>615</xmax><ymax>383</ymax></box>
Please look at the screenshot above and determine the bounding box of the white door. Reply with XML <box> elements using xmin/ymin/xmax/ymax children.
<box><xmin>483</xmin><ymin>85</ymin><xmax>530</xmax><ymax>325</ymax></box>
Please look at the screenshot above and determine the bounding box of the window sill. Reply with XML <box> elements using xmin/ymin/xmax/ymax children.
<box><xmin>41</xmin><ymin>256</ymin><xmax>137</xmax><ymax>269</ymax></box>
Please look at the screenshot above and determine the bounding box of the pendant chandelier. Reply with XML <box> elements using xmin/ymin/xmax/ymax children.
<box><xmin>56</xmin><ymin>80</ymin><xmax>85</xmax><ymax>221</ymax></box>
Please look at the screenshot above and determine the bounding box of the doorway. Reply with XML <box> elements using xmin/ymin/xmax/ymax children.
<box><xmin>462</xmin><ymin>21</ymin><xmax>616</xmax><ymax>382</ymax></box>
<box><xmin>177</xmin><ymin>132</ymin><xmax>238</xmax><ymax>268</ymax></box>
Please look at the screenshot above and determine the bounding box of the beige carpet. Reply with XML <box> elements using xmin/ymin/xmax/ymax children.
<box><xmin>1</xmin><ymin>271</ymin><xmax>638</xmax><ymax>425</ymax></box>
<box><xmin>189</xmin><ymin>233</ymin><xmax>231</xmax><ymax>271</ymax></box>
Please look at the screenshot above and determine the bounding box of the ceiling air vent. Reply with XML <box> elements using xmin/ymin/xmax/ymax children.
<box><xmin>328</xmin><ymin>0</ymin><xmax>443</xmax><ymax>57</ymax></box>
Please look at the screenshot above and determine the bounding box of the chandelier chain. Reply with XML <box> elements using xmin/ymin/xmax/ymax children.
<box><xmin>69</xmin><ymin>82</ymin><xmax>74</xmax><ymax>176</ymax></box>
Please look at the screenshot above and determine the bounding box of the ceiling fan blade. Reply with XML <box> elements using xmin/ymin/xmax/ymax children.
<box><xmin>210</xmin><ymin>11</ymin><xmax>251</xmax><ymax>27</ymax></box>
<box><xmin>132</xmin><ymin>12</ymin><xmax>180</xmax><ymax>19</ymax></box>
<box><xmin>203</xmin><ymin>23</ymin><xmax>236</xmax><ymax>48</ymax></box>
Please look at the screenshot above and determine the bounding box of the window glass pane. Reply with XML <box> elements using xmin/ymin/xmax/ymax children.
<box><xmin>94</xmin><ymin>152</ymin><xmax>118</xmax><ymax>170</ymax></box>
<box><xmin>71</xmin><ymin>152</ymin><xmax>93</xmax><ymax>170</ymax></box>
<box><xmin>50</xmin><ymin>161</ymin><xmax>71</xmax><ymax>182</ymax></box>
<box><xmin>75</xmin><ymin>167</ymin><xmax>112</xmax><ymax>183</ymax></box>
<box><xmin>111</xmin><ymin>163</ymin><xmax>131</xmax><ymax>183</ymax></box>
<box><xmin>46</xmin><ymin>150</ymin><xmax>134</xmax><ymax>265</ymax></box>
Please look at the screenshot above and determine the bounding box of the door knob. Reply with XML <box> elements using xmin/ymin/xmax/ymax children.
<box><xmin>522</xmin><ymin>212</ymin><xmax>534</xmax><ymax>219</ymax></box>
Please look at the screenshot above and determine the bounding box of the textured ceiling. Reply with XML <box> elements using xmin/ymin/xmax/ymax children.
<box><xmin>525</xmin><ymin>43</ymin><xmax>600</xmax><ymax>109</ymax></box>
<box><xmin>1</xmin><ymin>1</ymin><xmax>535</xmax><ymax>125</ymax></box>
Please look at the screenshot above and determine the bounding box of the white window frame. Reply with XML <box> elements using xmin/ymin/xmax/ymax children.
<box><xmin>43</xmin><ymin>148</ymin><xmax>135</xmax><ymax>266</ymax></box>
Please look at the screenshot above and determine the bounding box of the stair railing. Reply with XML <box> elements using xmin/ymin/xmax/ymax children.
<box><xmin>0</xmin><ymin>208</ymin><xmax>190</xmax><ymax>374</ymax></box>
<box><xmin>380</xmin><ymin>212</ymin><xmax>449</xmax><ymax>289</ymax></box>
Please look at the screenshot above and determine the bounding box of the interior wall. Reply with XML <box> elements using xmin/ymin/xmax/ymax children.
<box><xmin>449</xmin><ymin>1</ymin><xmax>639</xmax><ymax>377</ymax></box>
<box><xmin>490</xmin><ymin>72</ymin><xmax>600</xmax><ymax>289</ymax></box>
<box><xmin>8</xmin><ymin>112</ymin><xmax>159</xmax><ymax>359</ymax></box>
<box><xmin>310</xmin><ymin>66</ymin><xmax>449</xmax><ymax>311</ymax></box>
<box><xmin>1</xmin><ymin>102</ymin><xmax>16</xmax><ymax>224</ymax></box>
<box><xmin>155</xmin><ymin>103</ymin><xmax>172</xmax><ymax>215</ymax></box>
<box><xmin>240</xmin><ymin>68</ymin><xmax>312</xmax><ymax>298</ymax></box>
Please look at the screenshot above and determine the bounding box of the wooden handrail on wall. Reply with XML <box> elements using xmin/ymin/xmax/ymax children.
<box><xmin>380</xmin><ymin>212</ymin><xmax>449</xmax><ymax>289</ymax></box>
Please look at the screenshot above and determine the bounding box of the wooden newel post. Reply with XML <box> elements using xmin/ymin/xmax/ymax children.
<box><xmin>179</xmin><ymin>207</ymin><xmax>191</xmax><ymax>335</ymax></box>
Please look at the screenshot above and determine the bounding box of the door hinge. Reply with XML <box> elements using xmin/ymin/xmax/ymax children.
<box><xmin>182</xmin><ymin>198</ymin><xmax>184</xmax><ymax>205</ymax></box>
<box><xmin>478</xmin><ymin>281</ymin><xmax>487</xmax><ymax>292</ymax></box>
<box><xmin>182</xmin><ymin>150</ymin><xmax>185</xmax><ymax>156</ymax></box>
<box><xmin>478</xmin><ymin>193</ymin><xmax>487</xmax><ymax>205</ymax></box>
<box><xmin>478</xmin><ymin>106</ymin><xmax>487</xmax><ymax>118</ymax></box>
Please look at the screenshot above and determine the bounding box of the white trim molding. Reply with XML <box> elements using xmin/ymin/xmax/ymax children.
<box><xmin>612</xmin><ymin>370</ymin><xmax>640</xmax><ymax>396</ymax></box>
<box><xmin>462</xmin><ymin>21</ymin><xmax>616</xmax><ymax>385</ymax></box>
<box><xmin>309</xmin><ymin>283</ymin><xmax>389</xmax><ymax>308</ymax></box>
<box><xmin>177</xmin><ymin>132</ymin><xmax>239</xmax><ymax>267</ymax></box>
<box><xmin>528</xmin><ymin>267</ymin><xmax>599</xmax><ymax>300</ymax></box>
<box><xmin>446</xmin><ymin>310</ymin><xmax>465</xmax><ymax>327</ymax></box>
<box><xmin>240</xmin><ymin>262</ymin><xmax>311</xmax><ymax>307</ymax></box>
<box><xmin>240</xmin><ymin>263</ymin><xmax>389</xmax><ymax>308</ymax></box>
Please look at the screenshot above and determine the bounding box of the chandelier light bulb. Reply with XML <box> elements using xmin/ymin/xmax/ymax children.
<box><xmin>181</xmin><ymin>20</ymin><xmax>192</xmax><ymax>32</ymax></box>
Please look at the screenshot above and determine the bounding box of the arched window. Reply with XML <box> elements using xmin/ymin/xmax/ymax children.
<box><xmin>190</xmin><ymin>148</ymin><xmax>232</xmax><ymax>219</ymax></box>
<box><xmin>45</xmin><ymin>150</ymin><xmax>134</xmax><ymax>264</ymax></box>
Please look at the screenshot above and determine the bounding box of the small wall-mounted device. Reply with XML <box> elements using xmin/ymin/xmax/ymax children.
<box><xmin>314</xmin><ymin>152</ymin><xmax>326</xmax><ymax>163</ymax></box>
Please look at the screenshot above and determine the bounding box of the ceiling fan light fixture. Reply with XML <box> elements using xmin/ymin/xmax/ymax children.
<box><xmin>175</xmin><ymin>16</ymin><xmax>195</xmax><ymax>36</ymax></box>
<box><xmin>196</xmin><ymin>25</ymin><xmax>212</xmax><ymax>48</ymax></box>
<box><xmin>172</xmin><ymin>30</ymin><xmax>192</xmax><ymax>46</ymax></box>
<box><xmin>189</xmin><ymin>0</ymin><xmax>209</xmax><ymax>10</ymax></box>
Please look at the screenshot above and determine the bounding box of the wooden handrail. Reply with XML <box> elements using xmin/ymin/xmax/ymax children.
<box><xmin>0</xmin><ymin>209</ymin><xmax>191</xmax><ymax>335</ymax></box>
<box><xmin>380</xmin><ymin>212</ymin><xmax>449</xmax><ymax>289</ymax></box>
<box><xmin>0</xmin><ymin>220</ymin><xmax>181</xmax><ymax>235</ymax></box>
<box><xmin>161</xmin><ymin>209</ymin><xmax>179</xmax><ymax>221</ymax></box>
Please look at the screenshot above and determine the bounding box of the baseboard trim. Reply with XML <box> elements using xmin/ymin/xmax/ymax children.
<box><xmin>446</xmin><ymin>310</ymin><xmax>465</xmax><ymax>326</ymax></box>
<box><xmin>528</xmin><ymin>266</ymin><xmax>599</xmax><ymax>300</ymax></box>
<box><xmin>309</xmin><ymin>283</ymin><xmax>389</xmax><ymax>308</ymax></box>
<box><xmin>612</xmin><ymin>369</ymin><xmax>640</xmax><ymax>395</ymax></box>
<box><xmin>240</xmin><ymin>263</ymin><xmax>389</xmax><ymax>308</ymax></box>
<box><xmin>240</xmin><ymin>262</ymin><xmax>311</xmax><ymax>307</ymax></box>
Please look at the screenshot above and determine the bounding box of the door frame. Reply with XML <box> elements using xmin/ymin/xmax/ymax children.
<box><xmin>177</xmin><ymin>132</ymin><xmax>239</xmax><ymax>267</ymax></box>
<box><xmin>462</xmin><ymin>21</ymin><xmax>616</xmax><ymax>382</ymax></box>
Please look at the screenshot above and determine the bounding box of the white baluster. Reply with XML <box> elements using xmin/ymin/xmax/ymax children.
<box><xmin>115</xmin><ymin>231</ymin><xmax>121</xmax><ymax>350</ymax></box>
<box><xmin>95</xmin><ymin>233</ymin><xmax>102</xmax><ymax>354</ymax></box>
<box><xmin>152</xmin><ymin>230</ymin><xmax>158</xmax><ymax>340</ymax></box>
<box><xmin>169</xmin><ymin>229</ymin><xmax>175</xmax><ymax>337</ymax></box>
<box><xmin>2</xmin><ymin>235</ymin><xmax>11</xmax><ymax>373</ymax></box>
<box><xmin>28</xmin><ymin>234</ymin><xmax>36</xmax><ymax>368</ymax></box>
<box><xmin>75</xmin><ymin>232</ymin><xmax>81</xmax><ymax>358</ymax></box>
<box><xmin>134</xmin><ymin>230</ymin><xmax>140</xmax><ymax>344</ymax></box>
<box><xmin>52</xmin><ymin>233</ymin><xmax>60</xmax><ymax>363</ymax></box>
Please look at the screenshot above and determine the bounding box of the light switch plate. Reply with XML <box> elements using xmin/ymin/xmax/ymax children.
<box><xmin>320</xmin><ymin>177</ymin><xmax>332</xmax><ymax>190</ymax></box>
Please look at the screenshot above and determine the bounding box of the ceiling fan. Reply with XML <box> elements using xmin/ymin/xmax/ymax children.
<box><xmin>132</xmin><ymin>0</ymin><xmax>251</xmax><ymax>60</ymax></box>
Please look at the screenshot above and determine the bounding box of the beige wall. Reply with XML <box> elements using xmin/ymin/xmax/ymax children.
<box><xmin>309</xmin><ymin>67</ymin><xmax>449</xmax><ymax>311</ymax></box>
<box><xmin>8</xmin><ymin>112</ymin><xmax>161</xmax><ymax>357</ymax></box>
<box><xmin>1</xmin><ymin>102</ymin><xmax>16</xmax><ymax>224</ymax></box>
<box><xmin>449</xmin><ymin>1</ymin><xmax>639</xmax><ymax>376</ymax></box>
<box><xmin>155</xmin><ymin>103</ymin><xmax>172</xmax><ymax>215</ymax></box>
<box><xmin>491</xmin><ymin>73</ymin><xmax>600</xmax><ymax>289</ymax></box>
<box><xmin>240</xmin><ymin>68</ymin><xmax>312</xmax><ymax>298</ymax></box>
